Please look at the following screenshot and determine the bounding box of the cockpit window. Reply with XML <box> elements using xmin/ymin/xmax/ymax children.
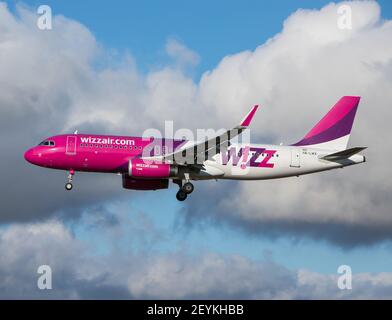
<box><xmin>38</xmin><ymin>140</ymin><xmax>55</xmax><ymax>147</ymax></box>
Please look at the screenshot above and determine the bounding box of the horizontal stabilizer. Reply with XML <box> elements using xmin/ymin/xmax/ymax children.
<box><xmin>320</xmin><ymin>147</ymin><xmax>367</xmax><ymax>161</ymax></box>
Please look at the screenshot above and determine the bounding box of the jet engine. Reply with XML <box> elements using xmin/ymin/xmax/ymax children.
<box><xmin>128</xmin><ymin>158</ymin><xmax>178</xmax><ymax>179</ymax></box>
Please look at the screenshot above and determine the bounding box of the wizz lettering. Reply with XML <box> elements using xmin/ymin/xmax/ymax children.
<box><xmin>221</xmin><ymin>147</ymin><xmax>276</xmax><ymax>168</ymax></box>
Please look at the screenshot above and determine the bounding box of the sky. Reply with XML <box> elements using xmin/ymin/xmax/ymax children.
<box><xmin>9</xmin><ymin>0</ymin><xmax>392</xmax><ymax>76</ymax></box>
<box><xmin>1</xmin><ymin>0</ymin><xmax>392</xmax><ymax>299</ymax></box>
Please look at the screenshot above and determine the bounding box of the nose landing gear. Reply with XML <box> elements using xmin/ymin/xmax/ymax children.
<box><xmin>65</xmin><ymin>169</ymin><xmax>75</xmax><ymax>191</ymax></box>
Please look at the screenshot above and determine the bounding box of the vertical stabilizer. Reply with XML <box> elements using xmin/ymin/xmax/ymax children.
<box><xmin>292</xmin><ymin>96</ymin><xmax>360</xmax><ymax>150</ymax></box>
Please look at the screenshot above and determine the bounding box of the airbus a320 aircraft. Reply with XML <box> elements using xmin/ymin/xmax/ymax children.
<box><xmin>25</xmin><ymin>96</ymin><xmax>366</xmax><ymax>201</ymax></box>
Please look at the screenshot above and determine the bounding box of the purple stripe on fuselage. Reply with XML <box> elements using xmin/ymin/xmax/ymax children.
<box><xmin>292</xmin><ymin>106</ymin><xmax>358</xmax><ymax>146</ymax></box>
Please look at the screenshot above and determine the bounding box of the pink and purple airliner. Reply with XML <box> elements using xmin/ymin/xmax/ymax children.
<box><xmin>24</xmin><ymin>96</ymin><xmax>366</xmax><ymax>201</ymax></box>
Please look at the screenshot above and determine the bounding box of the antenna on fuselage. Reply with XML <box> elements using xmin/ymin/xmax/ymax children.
<box><xmin>74</xmin><ymin>130</ymin><xmax>78</xmax><ymax>134</ymax></box>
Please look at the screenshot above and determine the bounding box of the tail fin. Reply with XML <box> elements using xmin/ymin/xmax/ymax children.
<box><xmin>292</xmin><ymin>96</ymin><xmax>360</xmax><ymax>150</ymax></box>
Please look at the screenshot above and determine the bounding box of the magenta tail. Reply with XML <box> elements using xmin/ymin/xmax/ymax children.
<box><xmin>292</xmin><ymin>96</ymin><xmax>360</xmax><ymax>150</ymax></box>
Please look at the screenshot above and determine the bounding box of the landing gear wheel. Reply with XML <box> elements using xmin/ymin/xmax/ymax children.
<box><xmin>65</xmin><ymin>169</ymin><xmax>75</xmax><ymax>191</ymax></box>
<box><xmin>182</xmin><ymin>182</ymin><xmax>194</xmax><ymax>194</ymax></box>
<box><xmin>176</xmin><ymin>190</ymin><xmax>187</xmax><ymax>201</ymax></box>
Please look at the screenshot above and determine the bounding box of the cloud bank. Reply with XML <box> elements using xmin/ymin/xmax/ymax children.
<box><xmin>1</xmin><ymin>218</ymin><xmax>392</xmax><ymax>299</ymax></box>
<box><xmin>0</xmin><ymin>0</ymin><xmax>392</xmax><ymax>298</ymax></box>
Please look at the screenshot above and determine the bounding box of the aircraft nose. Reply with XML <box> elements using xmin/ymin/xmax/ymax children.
<box><xmin>24</xmin><ymin>148</ymin><xmax>35</xmax><ymax>164</ymax></box>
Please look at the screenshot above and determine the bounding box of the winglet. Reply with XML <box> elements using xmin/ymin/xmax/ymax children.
<box><xmin>240</xmin><ymin>105</ymin><xmax>259</xmax><ymax>127</ymax></box>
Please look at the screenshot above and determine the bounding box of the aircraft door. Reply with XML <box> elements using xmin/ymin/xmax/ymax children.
<box><xmin>290</xmin><ymin>148</ymin><xmax>301</xmax><ymax>168</ymax></box>
<box><xmin>66</xmin><ymin>136</ymin><xmax>77</xmax><ymax>155</ymax></box>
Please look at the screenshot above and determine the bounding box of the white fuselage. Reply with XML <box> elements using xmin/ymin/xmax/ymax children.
<box><xmin>192</xmin><ymin>143</ymin><xmax>365</xmax><ymax>180</ymax></box>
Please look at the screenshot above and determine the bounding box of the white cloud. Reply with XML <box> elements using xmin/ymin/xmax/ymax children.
<box><xmin>165</xmin><ymin>38</ymin><xmax>200</xmax><ymax>67</ymax></box>
<box><xmin>127</xmin><ymin>253</ymin><xmax>296</xmax><ymax>299</ymax></box>
<box><xmin>1</xmin><ymin>218</ymin><xmax>392</xmax><ymax>299</ymax></box>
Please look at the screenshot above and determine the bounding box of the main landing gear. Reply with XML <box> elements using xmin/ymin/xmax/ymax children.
<box><xmin>176</xmin><ymin>189</ymin><xmax>188</xmax><ymax>201</ymax></box>
<box><xmin>65</xmin><ymin>169</ymin><xmax>75</xmax><ymax>191</ymax></box>
<box><xmin>174</xmin><ymin>175</ymin><xmax>194</xmax><ymax>201</ymax></box>
<box><xmin>182</xmin><ymin>182</ymin><xmax>194</xmax><ymax>194</ymax></box>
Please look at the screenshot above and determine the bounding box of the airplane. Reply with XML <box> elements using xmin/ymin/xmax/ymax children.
<box><xmin>24</xmin><ymin>96</ymin><xmax>366</xmax><ymax>201</ymax></box>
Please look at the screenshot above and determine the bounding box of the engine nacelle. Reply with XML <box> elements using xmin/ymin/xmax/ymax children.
<box><xmin>122</xmin><ymin>175</ymin><xmax>169</xmax><ymax>190</ymax></box>
<box><xmin>128</xmin><ymin>158</ymin><xmax>178</xmax><ymax>179</ymax></box>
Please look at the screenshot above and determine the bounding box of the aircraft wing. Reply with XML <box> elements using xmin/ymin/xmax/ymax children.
<box><xmin>145</xmin><ymin>105</ymin><xmax>259</xmax><ymax>165</ymax></box>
